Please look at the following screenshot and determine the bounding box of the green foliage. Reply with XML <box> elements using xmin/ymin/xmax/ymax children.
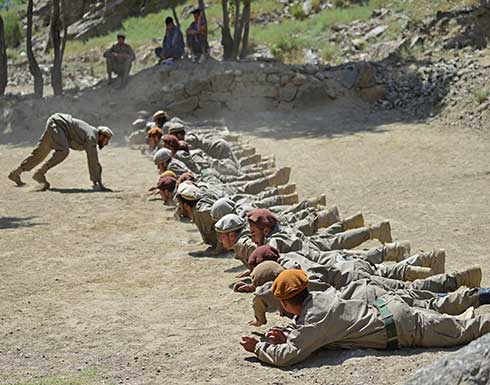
<box><xmin>271</xmin><ymin>35</ymin><xmax>305</xmax><ymax>62</ymax></box>
<box><xmin>290</xmin><ymin>4</ymin><xmax>307</xmax><ymax>20</ymax></box>
<box><xmin>0</xmin><ymin>7</ymin><xmax>23</xmax><ymax>48</ymax></box>
<box><xmin>320</xmin><ymin>44</ymin><xmax>340</xmax><ymax>63</ymax></box>
<box><xmin>473</xmin><ymin>87</ymin><xmax>490</xmax><ymax>104</ymax></box>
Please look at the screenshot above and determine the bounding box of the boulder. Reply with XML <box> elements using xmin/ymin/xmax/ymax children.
<box><xmin>405</xmin><ymin>333</ymin><xmax>490</xmax><ymax>385</ymax></box>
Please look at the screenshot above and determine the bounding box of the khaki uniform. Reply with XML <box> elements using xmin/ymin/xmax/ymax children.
<box><xmin>264</xmin><ymin>224</ymin><xmax>370</xmax><ymax>255</ymax></box>
<box><xmin>278</xmin><ymin>249</ymin><xmax>469</xmax><ymax>293</ymax></box>
<box><xmin>168</xmin><ymin>158</ymin><xmax>191</xmax><ymax>177</ymax></box>
<box><xmin>253</xmin><ymin>291</ymin><xmax>490</xmax><ymax>366</ymax></box>
<box><xmin>253</xmin><ymin>279</ymin><xmax>480</xmax><ymax>325</ymax></box>
<box><xmin>103</xmin><ymin>42</ymin><xmax>135</xmax><ymax>84</ymax></box>
<box><xmin>186</xmin><ymin>133</ymin><xmax>239</xmax><ymax>165</ymax></box>
<box><xmin>191</xmin><ymin>190</ymin><xmax>224</xmax><ymax>248</ymax></box>
<box><xmin>19</xmin><ymin>113</ymin><xmax>102</xmax><ymax>183</ymax></box>
<box><xmin>233</xmin><ymin>227</ymin><xmax>257</xmax><ymax>268</ymax></box>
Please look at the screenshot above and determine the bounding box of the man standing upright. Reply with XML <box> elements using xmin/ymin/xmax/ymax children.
<box><xmin>8</xmin><ymin>113</ymin><xmax>113</xmax><ymax>191</ymax></box>
<box><xmin>103</xmin><ymin>32</ymin><xmax>135</xmax><ymax>87</ymax></box>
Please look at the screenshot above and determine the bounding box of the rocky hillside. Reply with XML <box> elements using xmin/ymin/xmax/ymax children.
<box><xmin>2</xmin><ymin>0</ymin><xmax>490</xmax><ymax>131</ymax></box>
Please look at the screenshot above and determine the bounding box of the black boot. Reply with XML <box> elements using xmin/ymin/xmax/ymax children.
<box><xmin>479</xmin><ymin>288</ymin><xmax>490</xmax><ymax>305</ymax></box>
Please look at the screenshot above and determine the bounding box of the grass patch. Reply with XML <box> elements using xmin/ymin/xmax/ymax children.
<box><xmin>0</xmin><ymin>6</ymin><xmax>23</xmax><ymax>47</ymax></box>
<box><xmin>473</xmin><ymin>87</ymin><xmax>490</xmax><ymax>104</ymax></box>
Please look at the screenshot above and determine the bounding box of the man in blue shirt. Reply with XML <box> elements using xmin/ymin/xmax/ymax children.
<box><xmin>155</xmin><ymin>17</ymin><xmax>185</xmax><ymax>61</ymax></box>
<box><xmin>186</xmin><ymin>8</ymin><xmax>208</xmax><ymax>63</ymax></box>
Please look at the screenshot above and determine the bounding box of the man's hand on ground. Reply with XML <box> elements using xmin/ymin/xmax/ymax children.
<box><xmin>240</xmin><ymin>336</ymin><xmax>258</xmax><ymax>353</ymax></box>
<box><xmin>248</xmin><ymin>319</ymin><xmax>264</xmax><ymax>327</ymax></box>
<box><xmin>266</xmin><ymin>328</ymin><xmax>287</xmax><ymax>345</ymax></box>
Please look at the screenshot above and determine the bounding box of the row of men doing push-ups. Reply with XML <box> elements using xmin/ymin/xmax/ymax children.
<box><xmin>131</xmin><ymin>109</ymin><xmax>490</xmax><ymax>366</ymax></box>
<box><xmin>8</xmin><ymin>111</ymin><xmax>490</xmax><ymax>367</ymax></box>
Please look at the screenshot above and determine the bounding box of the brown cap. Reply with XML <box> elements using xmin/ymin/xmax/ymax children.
<box><xmin>251</xmin><ymin>261</ymin><xmax>284</xmax><ymax>287</ymax></box>
<box><xmin>162</xmin><ymin>134</ymin><xmax>181</xmax><ymax>153</ymax></box>
<box><xmin>272</xmin><ymin>269</ymin><xmax>308</xmax><ymax>300</ymax></box>
<box><xmin>147</xmin><ymin>126</ymin><xmax>163</xmax><ymax>138</ymax></box>
<box><xmin>247</xmin><ymin>209</ymin><xmax>277</xmax><ymax>229</ymax></box>
<box><xmin>157</xmin><ymin>176</ymin><xmax>177</xmax><ymax>193</ymax></box>
<box><xmin>248</xmin><ymin>245</ymin><xmax>280</xmax><ymax>268</ymax></box>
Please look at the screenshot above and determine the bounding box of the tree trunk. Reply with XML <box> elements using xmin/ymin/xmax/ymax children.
<box><xmin>26</xmin><ymin>0</ymin><xmax>44</xmax><ymax>98</ymax></box>
<box><xmin>221</xmin><ymin>0</ymin><xmax>234</xmax><ymax>60</ymax></box>
<box><xmin>232</xmin><ymin>0</ymin><xmax>242</xmax><ymax>58</ymax></box>
<box><xmin>172</xmin><ymin>6</ymin><xmax>180</xmax><ymax>29</ymax></box>
<box><xmin>50</xmin><ymin>0</ymin><xmax>64</xmax><ymax>95</ymax></box>
<box><xmin>0</xmin><ymin>15</ymin><xmax>7</xmax><ymax>96</ymax></box>
<box><xmin>239</xmin><ymin>0</ymin><xmax>251</xmax><ymax>60</ymax></box>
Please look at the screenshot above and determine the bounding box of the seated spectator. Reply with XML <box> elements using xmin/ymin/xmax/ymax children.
<box><xmin>186</xmin><ymin>8</ymin><xmax>208</xmax><ymax>63</ymax></box>
<box><xmin>103</xmin><ymin>32</ymin><xmax>135</xmax><ymax>87</ymax></box>
<box><xmin>155</xmin><ymin>17</ymin><xmax>185</xmax><ymax>62</ymax></box>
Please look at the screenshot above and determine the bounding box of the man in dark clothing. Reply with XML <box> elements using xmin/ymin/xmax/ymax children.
<box><xmin>155</xmin><ymin>17</ymin><xmax>185</xmax><ymax>61</ymax></box>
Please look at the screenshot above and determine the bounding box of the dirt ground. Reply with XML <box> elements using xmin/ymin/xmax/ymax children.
<box><xmin>1</xmin><ymin>107</ymin><xmax>490</xmax><ymax>385</ymax></box>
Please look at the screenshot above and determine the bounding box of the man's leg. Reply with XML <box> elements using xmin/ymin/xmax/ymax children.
<box><xmin>309</xmin><ymin>227</ymin><xmax>373</xmax><ymax>251</ymax></box>
<box><xmin>402</xmin><ymin>287</ymin><xmax>481</xmax><ymax>315</ymax></box>
<box><xmin>403</xmin><ymin>305</ymin><xmax>490</xmax><ymax>348</ymax></box>
<box><xmin>408</xmin><ymin>266</ymin><xmax>482</xmax><ymax>292</ymax></box>
<box><xmin>32</xmin><ymin>125</ymin><xmax>70</xmax><ymax>189</ymax></box>
<box><xmin>8</xmin><ymin>129</ymin><xmax>52</xmax><ymax>186</ymax></box>
<box><xmin>106</xmin><ymin>58</ymin><xmax>114</xmax><ymax>83</ymax></box>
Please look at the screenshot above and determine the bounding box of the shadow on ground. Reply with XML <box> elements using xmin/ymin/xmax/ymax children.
<box><xmin>245</xmin><ymin>346</ymin><xmax>459</xmax><ymax>369</ymax></box>
<box><xmin>0</xmin><ymin>216</ymin><xmax>45</xmax><ymax>230</ymax></box>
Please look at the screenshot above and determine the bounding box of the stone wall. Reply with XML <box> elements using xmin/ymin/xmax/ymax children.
<box><xmin>0</xmin><ymin>60</ymin><xmax>384</xmax><ymax>143</ymax></box>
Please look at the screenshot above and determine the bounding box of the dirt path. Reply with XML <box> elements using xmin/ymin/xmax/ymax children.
<box><xmin>1</xmin><ymin>112</ymin><xmax>489</xmax><ymax>385</ymax></box>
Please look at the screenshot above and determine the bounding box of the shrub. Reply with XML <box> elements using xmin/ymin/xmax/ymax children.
<box><xmin>271</xmin><ymin>35</ymin><xmax>304</xmax><ymax>63</ymax></box>
<box><xmin>1</xmin><ymin>8</ymin><xmax>23</xmax><ymax>48</ymax></box>
<box><xmin>473</xmin><ymin>87</ymin><xmax>490</xmax><ymax>104</ymax></box>
<box><xmin>290</xmin><ymin>4</ymin><xmax>307</xmax><ymax>20</ymax></box>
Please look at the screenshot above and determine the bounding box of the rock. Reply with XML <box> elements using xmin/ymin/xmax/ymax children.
<box><xmin>304</xmin><ymin>49</ymin><xmax>320</xmax><ymax>66</ymax></box>
<box><xmin>356</xmin><ymin>62</ymin><xmax>376</xmax><ymax>89</ymax></box>
<box><xmin>278</xmin><ymin>85</ymin><xmax>298</xmax><ymax>102</ymax></box>
<box><xmin>359</xmin><ymin>85</ymin><xmax>386</xmax><ymax>102</ymax></box>
<box><xmin>404</xmin><ymin>333</ymin><xmax>490</xmax><ymax>385</ymax></box>
<box><xmin>167</xmin><ymin>97</ymin><xmax>199</xmax><ymax>114</ymax></box>
<box><xmin>303</xmin><ymin>0</ymin><xmax>312</xmax><ymax>16</ymax></box>
<box><xmin>371</xmin><ymin>39</ymin><xmax>407</xmax><ymax>61</ymax></box>
<box><xmin>184</xmin><ymin>79</ymin><xmax>212</xmax><ymax>97</ymax></box>
<box><xmin>364</xmin><ymin>25</ymin><xmax>388</xmax><ymax>40</ymax></box>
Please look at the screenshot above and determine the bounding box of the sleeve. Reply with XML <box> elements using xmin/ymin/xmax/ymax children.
<box><xmin>254</xmin><ymin>324</ymin><xmax>332</xmax><ymax>366</ymax></box>
<box><xmin>252</xmin><ymin>295</ymin><xmax>269</xmax><ymax>325</ymax></box>
<box><xmin>103</xmin><ymin>45</ymin><xmax>114</xmax><ymax>58</ymax></box>
<box><xmin>129</xmin><ymin>46</ymin><xmax>136</xmax><ymax>61</ymax></box>
<box><xmin>234</xmin><ymin>237</ymin><xmax>257</xmax><ymax>267</ymax></box>
<box><xmin>193</xmin><ymin>209</ymin><xmax>217</xmax><ymax>247</ymax></box>
<box><xmin>85</xmin><ymin>142</ymin><xmax>101</xmax><ymax>183</ymax></box>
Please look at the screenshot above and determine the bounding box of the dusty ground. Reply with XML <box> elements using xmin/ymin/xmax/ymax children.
<box><xmin>1</xmin><ymin>107</ymin><xmax>490</xmax><ymax>385</ymax></box>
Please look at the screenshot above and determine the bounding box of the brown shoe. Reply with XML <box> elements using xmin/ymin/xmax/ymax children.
<box><xmin>454</xmin><ymin>266</ymin><xmax>482</xmax><ymax>288</ymax></box>
<box><xmin>404</xmin><ymin>266</ymin><xmax>433</xmax><ymax>281</ymax></box>
<box><xmin>384</xmin><ymin>241</ymin><xmax>411</xmax><ymax>262</ymax></box>
<box><xmin>32</xmin><ymin>171</ymin><xmax>50</xmax><ymax>191</ymax></box>
<box><xmin>342</xmin><ymin>212</ymin><xmax>365</xmax><ymax>230</ymax></box>
<box><xmin>316</xmin><ymin>206</ymin><xmax>341</xmax><ymax>228</ymax></box>
<box><xmin>369</xmin><ymin>221</ymin><xmax>392</xmax><ymax>244</ymax></box>
<box><xmin>270</xmin><ymin>167</ymin><xmax>291</xmax><ymax>187</ymax></box>
<box><xmin>8</xmin><ymin>169</ymin><xmax>25</xmax><ymax>186</ymax></box>
<box><xmin>277</xmin><ymin>184</ymin><xmax>296</xmax><ymax>195</ymax></box>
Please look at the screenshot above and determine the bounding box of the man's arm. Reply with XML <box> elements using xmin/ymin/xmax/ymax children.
<box><xmin>85</xmin><ymin>143</ymin><xmax>102</xmax><ymax>185</ymax></box>
<box><xmin>253</xmin><ymin>324</ymin><xmax>330</xmax><ymax>366</ymax></box>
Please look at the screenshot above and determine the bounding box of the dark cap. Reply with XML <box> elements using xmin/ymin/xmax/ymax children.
<box><xmin>191</xmin><ymin>8</ymin><xmax>201</xmax><ymax>14</ymax></box>
<box><xmin>165</xmin><ymin>16</ymin><xmax>174</xmax><ymax>25</ymax></box>
<box><xmin>117</xmin><ymin>32</ymin><xmax>126</xmax><ymax>38</ymax></box>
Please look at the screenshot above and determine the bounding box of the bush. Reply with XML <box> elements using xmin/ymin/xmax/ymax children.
<box><xmin>473</xmin><ymin>87</ymin><xmax>490</xmax><ymax>104</ymax></box>
<box><xmin>271</xmin><ymin>35</ymin><xmax>304</xmax><ymax>63</ymax></box>
<box><xmin>1</xmin><ymin>9</ymin><xmax>23</xmax><ymax>48</ymax></box>
<box><xmin>311</xmin><ymin>0</ymin><xmax>323</xmax><ymax>13</ymax></box>
<box><xmin>290</xmin><ymin>4</ymin><xmax>307</xmax><ymax>20</ymax></box>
